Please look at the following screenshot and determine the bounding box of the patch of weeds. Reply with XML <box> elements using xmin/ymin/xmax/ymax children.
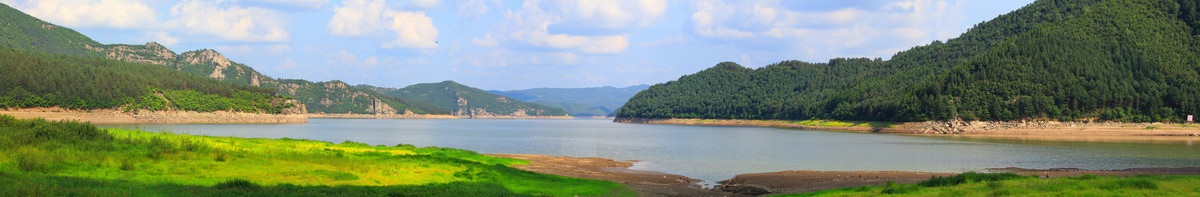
<box><xmin>881</xmin><ymin>180</ymin><xmax>920</xmax><ymax>194</ymax></box>
<box><xmin>918</xmin><ymin>172</ymin><xmax>1031</xmax><ymax>187</ymax></box>
<box><xmin>212</xmin><ymin>179</ymin><xmax>260</xmax><ymax>191</ymax></box>
<box><xmin>13</xmin><ymin>149</ymin><xmax>47</xmax><ymax>173</ymax></box>
<box><xmin>214</xmin><ymin>152</ymin><xmax>228</xmax><ymax>162</ymax></box>
<box><xmin>311</xmin><ymin>170</ymin><xmax>359</xmax><ymax>181</ymax></box>
<box><xmin>1145</xmin><ymin>126</ymin><xmax>1159</xmax><ymax>129</ymax></box>
<box><xmin>119</xmin><ymin>159</ymin><xmax>135</xmax><ymax>171</ymax></box>
<box><xmin>1100</xmin><ymin>178</ymin><xmax>1159</xmax><ymax>190</ymax></box>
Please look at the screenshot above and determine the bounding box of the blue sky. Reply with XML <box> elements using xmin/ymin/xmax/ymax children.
<box><xmin>1</xmin><ymin>0</ymin><xmax>1034</xmax><ymax>90</ymax></box>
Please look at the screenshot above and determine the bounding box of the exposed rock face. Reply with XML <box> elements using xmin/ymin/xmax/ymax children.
<box><xmin>102</xmin><ymin>42</ymin><xmax>176</xmax><ymax>65</ymax></box>
<box><xmin>281</xmin><ymin>100</ymin><xmax>307</xmax><ymax>114</ymax></box>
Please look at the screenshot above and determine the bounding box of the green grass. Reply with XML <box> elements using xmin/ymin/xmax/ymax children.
<box><xmin>780</xmin><ymin>173</ymin><xmax>1200</xmax><ymax>196</ymax></box>
<box><xmin>0</xmin><ymin>115</ymin><xmax>631</xmax><ymax>196</ymax></box>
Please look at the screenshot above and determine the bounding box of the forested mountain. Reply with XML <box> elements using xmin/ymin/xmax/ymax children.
<box><xmin>361</xmin><ymin>81</ymin><xmax>569</xmax><ymax>117</ymax></box>
<box><xmin>0</xmin><ymin>3</ymin><xmax>445</xmax><ymax>115</ymax></box>
<box><xmin>489</xmin><ymin>85</ymin><xmax>649</xmax><ymax>117</ymax></box>
<box><xmin>0</xmin><ymin>44</ymin><xmax>297</xmax><ymax>113</ymax></box>
<box><xmin>619</xmin><ymin>0</ymin><xmax>1200</xmax><ymax>123</ymax></box>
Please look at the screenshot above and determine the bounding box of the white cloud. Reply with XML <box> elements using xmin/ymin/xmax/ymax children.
<box><xmin>241</xmin><ymin>0</ymin><xmax>329</xmax><ymax>10</ymax></box>
<box><xmin>483</xmin><ymin>0</ymin><xmax>665</xmax><ymax>54</ymax></box>
<box><xmin>169</xmin><ymin>0</ymin><xmax>290</xmax><ymax>42</ymax></box>
<box><xmin>472</xmin><ymin>33</ymin><xmax>500</xmax><ymax>47</ymax></box>
<box><xmin>327</xmin><ymin>50</ymin><xmax>380</xmax><ymax>68</ymax></box>
<box><xmin>328</xmin><ymin>0</ymin><xmax>388</xmax><ymax>36</ymax></box>
<box><xmin>12</xmin><ymin>0</ymin><xmax>158</xmax><ymax>29</ymax></box>
<box><xmin>408</xmin><ymin>0</ymin><xmax>440</xmax><ymax>9</ymax></box>
<box><xmin>328</xmin><ymin>0</ymin><xmax>440</xmax><ymax>49</ymax></box>
<box><xmin>688</xmin><ymin>0</ymin><xmax>967</xmax><ymax>59</ymax></box>
<box><xmin>457</xmin><ymin>0</ymin><xmax>497</xmax><ymax>17</ymax></box>
<box><xmin>382</xmin><ymin>11</ymin><xmax>439</xmax><ymax>49</ymax></box>
<box><xmin>142</xmin><ymin>31</ymin><xmax>180</xmax><ymax>46</ymax></box>
<box><xmin>541</xmin><ymin>0</ymin><xmax>669</xmax><ymax>28</ymax></box>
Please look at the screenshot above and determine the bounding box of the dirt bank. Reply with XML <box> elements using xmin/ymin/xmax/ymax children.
<box><xmin>486</xmin><ymin>154</ymin><xmax>745</xmax><ymax>197</ymax></box>
<box><xmin>0</xmin><ymin>107</ymin><xmax>306</xmax><ymax>124</ymax></box>
<box><xmin>719</xmin><ymin>167</ymin><xmax>1200</xmax><ymax>196</ymax></box>
<box><xmin>616</xmin><ymin>118</ymin><xmax>1200</xmax><ymax>143</ymax></box>
<box><xmin>490</xmin><ymin>153</ymin><xmax>1200</xmax><ymax>196</ymax></box>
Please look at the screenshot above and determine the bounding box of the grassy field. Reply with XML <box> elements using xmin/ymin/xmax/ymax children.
<box><xmin>0</xmin><ymin>115</ymin><xmax>631</xmax><ymax>196</ymax></box>
<box><xmin>784</xmin><ymin>173</ymin><xmax>1200</xmax><ymax>196</ymax></box>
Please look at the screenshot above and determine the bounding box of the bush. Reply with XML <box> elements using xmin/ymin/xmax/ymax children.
<box><xmin>13</xmin><ymin>149</ymin><xmax>46</xmax><ymax>173</ymax></box>
<box><xmin>919</xmin><ymin>172</ymin><xmax>1032</xmax><ymax>187</ymax></box>
<box><xmin>212</xmin><ymin>179</ymin><xmax>260</xmax><ymax>191</ymax></box>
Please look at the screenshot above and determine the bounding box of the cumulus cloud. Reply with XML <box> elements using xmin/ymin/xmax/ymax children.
<box><xmin>382</xmin><ymin>11</ymin><xmax>439</xmax><ymax>49</ymax></box>
<box><xmin>169</xmin><ymin>0</ymin><xmax>290</xmax><ymax>42</ymax></box>
<box><xmin>482</xmin><ymin>0</ymin><xmax>668</xmax><ymax>54</ymax></box>
<box><xmin>328</xmin><ymin>0</ymin><xmax>439</xmax><ymax>49</ymax></box>
<box><xmin>688</xmin><ymin>0</ymin><xmax>968</xmax><ymax>59</ymax></box>
<box><xmin>11</xmin><ymin>0</ymin><xmax>158</xmax><ymax>29</ymax></box>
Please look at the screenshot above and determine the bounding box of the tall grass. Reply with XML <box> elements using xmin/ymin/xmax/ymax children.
<box><xmin>784</xmin><ymin>173</ymin><xmax>1200</xmax><ymax>196</ymax></box>
<box><xmin>0</xmin><ymin>115</ymin><xmax>629</xmax><ymax>196</ymax></box>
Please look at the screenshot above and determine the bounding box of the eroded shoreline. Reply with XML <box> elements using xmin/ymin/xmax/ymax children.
<box><xmin>0</xmin><ymin>108</ymin><xmax>307</xmax><ymax>124</ymax></box>
<box><xmin>615</xmin><ymin>118</ymin><xmax>1200</xmax><ymax>143</ymax></box>
<box><xmin>490</xmin><ymin>154</ymin><xmax>1200</xmax><ymax>196</ymax></box>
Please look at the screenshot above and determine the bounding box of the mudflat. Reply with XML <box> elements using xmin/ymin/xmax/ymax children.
<box><xmin>486</xmin><ymin>154</ymin><xmax>745</xmax><ymax>197</ymax></box>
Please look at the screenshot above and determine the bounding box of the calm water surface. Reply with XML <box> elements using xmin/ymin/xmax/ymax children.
<box><xmin>100</xmin><ymin>118</ymin><xmax>1200</xmax><ymax>183</ymax></box>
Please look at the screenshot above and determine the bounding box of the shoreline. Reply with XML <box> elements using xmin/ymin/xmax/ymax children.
<box><xmin>0</xmin><ymin>108</ymin><xmax>306</xmax><ymax>124</ymax></box>
<box><xmin>489</xmin><ymin>153</ymin><xmax>1200</xmax><ymax>196</ymax></box>
<box><xmin>615</xmin><ymin>118</ymin><xmax>1200</xmax><ymax>143</ymax></box>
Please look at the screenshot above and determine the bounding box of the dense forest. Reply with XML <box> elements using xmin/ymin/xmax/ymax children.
<box><xmin>363</xmin><ymin>81</ymin><xmax>569</xmax><ymax>117</ymax></box>
<box><xmin>619</xmin><ymin>0</ymin><xmax>1200</xmax><ymax>123</ymax></box>
<box><xmin>0</xmin><ymin>44</ymin><xmax>292</xmax><ymax>113</ymax></box>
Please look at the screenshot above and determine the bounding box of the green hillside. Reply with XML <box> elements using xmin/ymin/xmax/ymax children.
<box><xmin>0</xmin><ymin>44</ymin><xmax>292</xmax><ymax>113</ymax></box>
<box><xmin>619</xmin><ymin>0</ymin><xmax>1200</xmax><ymax>123</ymax></box>
<box><xmin>0</xmin><ymin>3</ymin><xmax>444</xmax><ymax>115</ymax></box>
<box><xmin>362</xmin><ymin>81</ymin><xmax>569</xmax><ymax>117</ymax></box>
<box><xmin>489</xmin><ymin>85</ymin><xmax>648</xmax><ymax>117</ymax></box>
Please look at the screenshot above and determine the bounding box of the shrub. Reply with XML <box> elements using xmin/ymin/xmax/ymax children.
<box><xmin>918</xmin><ymin>172</ymin><xmax>1032</xmax><ymax>187</ymax></box>
<box><xmin>212</xmin><ymin>179</ymin><xmax>260</xmax><ymax>191</ymax></box>
<box><xmin>13</xmin><ymin>149</ymin><xmax>46</xmax><ymax>173</ymax></box>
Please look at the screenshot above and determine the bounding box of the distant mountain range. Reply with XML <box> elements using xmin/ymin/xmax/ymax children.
<box><xmin>0</xmin><ymin>3</ymin><xmax>572</xmax><ymax>117</ymax></box>
<box><xmin>489</xmin><ymin>85</ymin><xmax>649</xmax><ymax>117</ymax></box>
<box><xmin>361</xmin><ymin>81</ymin><xmax>568</xmax><ymax>118</ymax></box>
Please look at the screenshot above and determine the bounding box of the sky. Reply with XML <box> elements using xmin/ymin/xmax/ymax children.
<box><xmin>1</xmin><ymin>0</ymin><xmax>1035</xmax><ymax>90</ymax></box>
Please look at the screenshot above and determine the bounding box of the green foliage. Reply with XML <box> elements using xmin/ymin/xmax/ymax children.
<box><xmin>0</xmin><ymin>3</ymin><xmax>102</xmax><ymax>57</ymax></box>
<box><xmin>619</xmin><ymin>0</ymin><xmax>1200</xmax><ymax>123</ymax></box>
<box><xmin>917</xmin><ymin>172</ymin><xmax>1032</xmax><ymax>187</ymax></box>
<box><xmin>0</xmin><ymin>115</ymin><xmax>628</xmax><ymax>196</ymax></box>
<box><xmin>365</xmin><ymin>81</ymin><xmax>569</xmax><ymax>116</ymax></box>
<box><xmin>0</xmin><ymin>43</ymin><xmax>288</xmax><ymax>113</ymax></box>
<box><xmin>267</xmin><ymin>80</ymin><xmax>450</xmax><ymax>114</ymax></box>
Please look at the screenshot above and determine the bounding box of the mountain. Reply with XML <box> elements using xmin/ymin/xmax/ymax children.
<box><xmin>619</xmin><ymin>0</ymin><xmax>1200</xmax><ymax>123</ymax></box>
<box><xmin>0</xmin><ymin>3</ymin><xmax>446</xmax><ymax>115</ymax></box>
<box><xmin>489</xmin><ymin>85</ymin><xmax>649</xmax><ymax>117</ymax></box>
<box><xmin>360</xmin><ymin>81</ymin><xmax>569</xmax><ymax>118</ymax></box>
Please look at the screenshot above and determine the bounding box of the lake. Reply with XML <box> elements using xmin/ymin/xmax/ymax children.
<box><xmin>100</xmin><ymin>118</ymin><xmax>1200</xmax><ymax>184</ymax></box>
